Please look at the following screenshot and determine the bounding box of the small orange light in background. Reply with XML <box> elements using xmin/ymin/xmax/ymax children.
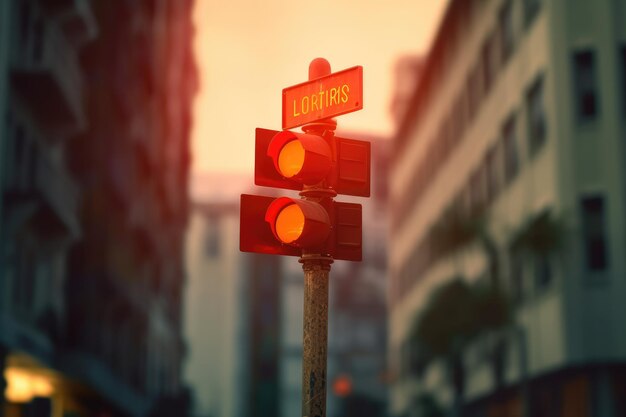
<box><xmin>278</xmin><ymin>140</ymin><xmax>305</xmax><ymax>178</ymax></box>
<box><xmin>275</xmin><ymin>203</ymin><xmax>304</xmax><ymax>243</ymax></box>
<box><xmin>332</xmin><ymin>374</ymin><xmax>352</xmax><ymax>397</ymax></box>
<box><xmin>4</xmin><ymin>367</ymin><xmax>54</xmax><ymax>403</ymax></box>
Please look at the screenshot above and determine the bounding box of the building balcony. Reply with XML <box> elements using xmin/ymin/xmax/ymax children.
<box><xmin>37</xmin><ymin>0</ymin><xmax>98</xmax><ymax>46</ymax></box>
<box><xmin>34</xmin><ymin>152</ymin><xmax>81</xmax><ymax>238</ymax></box>
<box><xmin>10</xmin><ymin>22</ymin><xmax>85</xmax><ymax>138</ymax></box>
<box><xmin>3</xmin><ymin>151</ymin><xmax>80</xmax><ymax>239</ymax></box>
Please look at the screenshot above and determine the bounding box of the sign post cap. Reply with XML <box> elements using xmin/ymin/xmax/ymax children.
<box><xmin>309</xmin><ymin>58</ymin><xmax>331</xmax><ymax>80</ymax></box>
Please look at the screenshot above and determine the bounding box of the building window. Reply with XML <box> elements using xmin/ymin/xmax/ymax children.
<box><xmin>485</xmin><ymin>144</ymin><xmax>500</xmax><ymax>202</ymax></box>
<box><xmin>534</xmin><ymin>253</ymin><xmax>552</xmax><ymax>290</ymax></box>
<box><xmin>524</xmin><ymin>0</ymin><xmax>541</xmax><ymax>28</ymax></box>
<box><xmin>509</xmin><ymin>248</ymin><xmax>525</xmax><ymax>304</ymax></box>
<box><xmin>469</xmin><ymin>167</ymin><xmax>485</xmax><ymax>213</ymax></box>
<box><xmin>466</xmin><ymin>66</ymin><xmax>483</xmax><ymax>122</ymax></box>
<box><xmin>482</xmin><ymin>32</ymin><xmax>500</xmax><ymax>96</ymax></box>
<box><xmin>526</xmin><ymin>74</ymin><xmax>547</xmax><ymax>156</ymax></box>
<box><xmin>572</xmin><ymin>49</ymin><xmax>599</xmax><ymax>121</ymax></box>
<box><xmin>32</xmin><ymin>19</ymin><xmax>44</xmax><ymax>63</ymax></box>
<box><xmin>580</xmin><ymin>195</ymin><xmax>608</xmax><ymax>272</ymax></box>
<box><xmin>502</xmin><ymin>114</ymin><xmax>519</xmax><ymax>184</ymax></box>
<box><xmin>204</xmin><ymin>219</ymin><xmax>220</xmax><ymax>257</ymax></box>
<box><xmin>481</xmin><ymin>35</ymin><xmax>494</xmax><ymax>94</ymax></box>
<box><xmin>621</xmin><ymin>46</ymin><xmax>626</xmax><ymax>117</ymax></box>
<box><xmin>499</xmin><ymin>0</ymin><xmax>515</xmax><ymax>64</ymax></box>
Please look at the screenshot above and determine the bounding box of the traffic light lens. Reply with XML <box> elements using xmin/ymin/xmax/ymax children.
<box><xmin>275</xmin><ymin>203</ymin><xmax>304</xmax><ymax>243</ymax></box>
<box><xmin>278</xmin><ymin>140</ymin><xmax>305</xmax><ymax>178</ymax></box>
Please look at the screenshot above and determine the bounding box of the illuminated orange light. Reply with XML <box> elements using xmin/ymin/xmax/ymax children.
<box><xmin>277</xmin><ymin>140</ymin><xmax>305</xmax><ymax>178</ymax></box>
<box><xmin>275</xmin><ymin>204</ymin><xmax>304</xmax><ymax>243</ymax></box>
<box><xmin>4</xmin><ymin>367</ymin><xmax>54</xmax><ymax>403</ymax></box>
<box><xmin>332</xmin><ymin>374</ymin><xmax>352</xmax><ymax>397</ymax></box>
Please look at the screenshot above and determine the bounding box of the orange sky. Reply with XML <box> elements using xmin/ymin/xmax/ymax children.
<box><xmin>191</xmin><ymin>0</ymin><xmax>446</xmax><ymax>175</ymax></box>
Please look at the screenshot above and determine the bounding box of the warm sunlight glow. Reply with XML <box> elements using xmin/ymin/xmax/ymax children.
<box><xmin>278</xmin><ymin>140</ymin><xmax>305</xmax><ymax>178</ymax></box>
<box><xmin>275</xmin><ymin>204</ymin><xmax>304</xmax><ymax>243</ymax></box>
<box><xmin>5</xmin><ymin>368</ymin><xmax>54</xmax><ymax>403</ymax></box>
<box><xmin>191</xmin><ymin>0</ymin><xmax>447</xmax><ymax>174</ymax></box>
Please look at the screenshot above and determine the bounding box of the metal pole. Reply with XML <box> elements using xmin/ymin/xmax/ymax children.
<box><xmin>299</xmin><ymin>57</ymin><xmax>336</xmax><ymax>417</ymax></box>
<box><xmin>300</xmin><ymin>255</ymin><xmax>332</xmax><ymax>417</ymax></box>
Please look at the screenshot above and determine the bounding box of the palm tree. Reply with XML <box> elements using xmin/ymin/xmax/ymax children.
<box><xmin>410</xmin><ymin>278</ymin><xmax>478</xmax><ymax>417</ymax></box>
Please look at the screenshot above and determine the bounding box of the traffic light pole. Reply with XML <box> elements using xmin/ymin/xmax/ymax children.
<box><xmin>300</xmin><ymin>254</ymin><xmax>332</xmax><ymax>417</ymax></box>
<box><xmin>299</xmin><ymin>58</ymin><xmax>336</xmax><ymax>417</ymax></box>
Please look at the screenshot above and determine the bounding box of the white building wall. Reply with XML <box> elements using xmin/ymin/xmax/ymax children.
<box><xmin>389</xmin><ymin>0</ymin><xmax>626</xmax><ymax>415</ymax></box>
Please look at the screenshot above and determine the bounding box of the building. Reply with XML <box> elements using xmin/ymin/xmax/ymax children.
<box><xmin>324</xmin><ymin>134</ymin><xmax>390</xmax><ymax>417</ymax></box>
<box><xmin>0</xmin><ymin>0</ymin><xmax>197</xmax><ymax>416</ymax></box>
<box><xmin>389</xmin><ymin>0</ymin><xmax>626</xmax><ymax>416</ymax></box>
<box><xmin>0</xmin><ymin>0</ymin><xmax>96</xmax><ymax>415</ymax></box>
<box><xmin>185</xmin><ymin>174</ymin><xmax>252</xmax><ymax>417</ymax></box>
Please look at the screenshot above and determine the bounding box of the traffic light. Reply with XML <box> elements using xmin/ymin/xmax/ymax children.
<box><xmin>267</xmin><ymin>131</ymin><xmax>332</xmax><ymax>184</ymax></box>
<box><xmin>254</xmin><ymin>128</ymin><xmax>370</xmax><ymax>197</ymax></box>
<box><xmin>240</xmin><ymin>128</ymin><xmax>369</xmax><ymax>261</ymax></box>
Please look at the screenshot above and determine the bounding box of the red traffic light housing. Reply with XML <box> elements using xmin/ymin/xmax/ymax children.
<box><xmin>267</xmin><ymin>131</ymin><xmax>332</xmax><ymax>184</ymax></box>
<box><xmin>265</xmin><ymin>197</ymin><xmax>331</xmax><ymax>248</ymax></box>
<box><xmin>240</xmin><ymin>194</ymin><xmax>362</xmax><ymax>261</ymax></box>
<box><xmin>255</xmin><ymin>128</ymin><xmax>370</xmax><ymax>197</ymax></box>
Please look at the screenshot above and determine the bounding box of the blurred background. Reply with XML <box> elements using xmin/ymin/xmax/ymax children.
<box><xmin>1</xmin><ymin>1</ymin><xmax>626</xmax><ymax>417</ymax></box>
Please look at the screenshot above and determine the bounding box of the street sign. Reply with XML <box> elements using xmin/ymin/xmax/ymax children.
<box><xmin>282</xmin><ymin>66</ymin><xmax>363</xmax><ymax>129</ymax></box>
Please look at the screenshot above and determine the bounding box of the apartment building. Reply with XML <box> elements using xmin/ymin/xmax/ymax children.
<box><xmin>0</xmin><ymin>0</ymin><xmax>197</xmax><ymax>416</ymax></box>
<box><xmin>389</xmin><ymin>0</ymin><xmax>626</xmax><ymax>415</ymax></box>
<box><xmin>0</xmin><ymin>0</ymin><xmax>96</xmax><ymax>415</ymax></box>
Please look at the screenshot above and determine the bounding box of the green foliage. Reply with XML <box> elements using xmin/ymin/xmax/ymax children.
<box><xmin>410</xmin><ymin>279</ymin><xmax>511</xmax><ymax>368</ymax></box>
<box><xmin>511</xmin><ymin>210</ymin><xmax>566</xmax><ymax>256</ymax></box>
<box><xmin>472</xmin><ymin>284</ymin><xmax>511</xmax><ymax>331</ymax></box>
<box><xmin>413</xmin><ymin>279</ymin><xmax>478</xmax><ymax>358</ymax></box>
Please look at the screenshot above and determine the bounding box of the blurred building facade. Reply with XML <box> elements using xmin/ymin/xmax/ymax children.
<box><xmin>390</xmin><ymin>0</ymin><xmax>626</xmax><ymax>416</ymax></box>
<box><xmin>0</xmin><ymin>0</ymin><xmax>197</xmax><ymax>416</ymax></box>
<box><xmin>185</xmin><ymin>174</ymin><xmax>253</xmax><ymax>417</ymax></box>
<box><xmin>321</xmin><ymin>135</ymin><xmax>389</xmax><ymax>417</ymax></box>
<box><xmin>188</xmin><ymin>174</ymin><xmax>288</xmax><ymax>417</ymax></box>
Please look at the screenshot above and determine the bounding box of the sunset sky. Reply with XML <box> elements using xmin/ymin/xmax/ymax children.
<box><xmin>191</xmin><ymin>0</ymin><xmax>447</xmax><ymax>174</ymax></box>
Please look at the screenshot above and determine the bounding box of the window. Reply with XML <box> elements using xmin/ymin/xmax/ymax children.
<box><xmin>481</xmin><ymin>38</ymin><xmax>493</xmax><ymax>94</ymax></box>
<box><xmin>452</xmin><ymin>95</ymin><xmax>466</xmax><ymax>146</ymax></box>
<box><xmin>485</xmin><ymin>144</ymin><xmax>500</xmax><ymax>202</ymax></box>
<box><xmin>509</xmin><ymin>248</ymin><xmax>525</xmax><ymax>304</ymax></box>
<box><xmin>526</xmin><ymin>75</ymin><xmax>547</xmax><ymax>155</ymax></box>
<box><xmin>621</xmin><ymin>46</ymin><xmax>626</xmax><ymax>117</ymax></box>
<box><xmin>499</xmin><ymin>0</ymin><xmax>515</xmax><ymax>64</ymax></box>
<box><xmin>481</xmin><ymin>32</ymin><xmax>498</xmax><ymax>94</ymax></box>
<box><xmin>32</xmin><ymin>19</ymin><xmax>44</xmax><ymax>63</ymax></box>
<box><xmin>502</xmin><ymin>114</ymin><xmax>519</xmax><ymax>183</ymax></box>
<box><xmin>469</xmin><ymin>167</ymin><xmax>485</xmax><ymax>213</ymax></box>
<box><xmin>524</xmin><ymin>0</ymin><xmax>541</xmax><ymax>28</ymax></box>
<box><xmin>534</xmin><ymin>253</ymin><xmax>552</xmax><ymax>289</ymax></box>
<box><xmin>572</xmin><ymin>49</ymin><xmax>599</xmax><ymax>121</ymax></box>
<box><xmin>466</xmin><ymin>66</ymin><xmax>482</xmax><ymax>122</ymax></box>
<box><xmin>580</xmin><ymin>195</ymin><xmax>609</xmax><ymax>271</ymax></box>
<box><xmin>204</xmin><ymin>219</ymin><xmax>220</xmax><ymax>257</ymax></box>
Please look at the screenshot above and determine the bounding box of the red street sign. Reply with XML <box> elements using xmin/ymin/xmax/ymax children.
<box><xmin>282</xmin><ymin>66</ymin><xmax>363</xmax><ymax>129</ymax></box>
